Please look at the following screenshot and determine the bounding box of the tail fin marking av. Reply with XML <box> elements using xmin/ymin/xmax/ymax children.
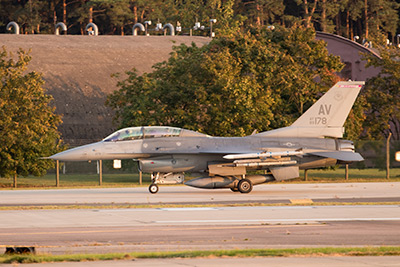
<box><xmin>257</xmin><ymin>81</ymin><xmax>364</xmax><ymax>138</ymax></box>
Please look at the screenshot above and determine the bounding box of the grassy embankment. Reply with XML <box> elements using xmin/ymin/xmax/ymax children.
<box><xmin>0</xmin><ymin>168</ymin><xmax>399</xmax><ymax>188</ymax></box>
<box><xmin>1</xmin><ymin>247</ymin><xmax>400</xmax><ymax>264</ymax></box>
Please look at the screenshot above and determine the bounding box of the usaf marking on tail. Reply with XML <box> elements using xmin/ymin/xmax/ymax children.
<box><xmin>50</xmin><ymin>81</ymin><xmax>364</xmax><ymax>194</ymax></box>
<box><xmin>310</xmin><ymin>104</ymin><xmax>331</xmax><ymax>125</ymax></box>
<box><xmin>318</xmin><ymin>104</ymin><xmax>332</xmax><ymax>115</ymax></box>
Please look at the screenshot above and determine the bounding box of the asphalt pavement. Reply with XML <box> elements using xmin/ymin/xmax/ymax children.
<box><xmin>1</xmin><ymin>182</ymin><xmax>400</xmax><ymax>266</ymax></box>
<box><xmin>1</xmin><ymin>182</ymin><xmax>400</xmax><ymax>206</ymax></box>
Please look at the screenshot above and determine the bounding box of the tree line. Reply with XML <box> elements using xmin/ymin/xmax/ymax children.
<box><xmin>1</xmin><ymin>0</ymin><xmax>399</xmax><ymax>42</ymax></box>
<box><xmin>106</xmin><ymin>25</ymin><xmax>400</xmax><ymax>143</ymax></box>
<box><xmin>106</xmin><ymin>25</ymin><xmax>345</xmax><ymax>137</ymax></box>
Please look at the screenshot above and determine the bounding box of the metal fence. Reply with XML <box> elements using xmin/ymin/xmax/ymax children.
<box><xmin>46</xmin><ymin>159</ymin><xmax>140</xmax><ymax>175</ymax></box>
<box><xmin>354</xmin><ymin>140</ymin><xmax>400</xmax><ymax>169</ymax></box>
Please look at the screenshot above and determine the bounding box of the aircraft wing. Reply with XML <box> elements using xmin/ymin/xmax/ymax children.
<box><xmin>307</xmin><ymin>151</ymin><xmax>364</xmax><ymax>161</ymax></box>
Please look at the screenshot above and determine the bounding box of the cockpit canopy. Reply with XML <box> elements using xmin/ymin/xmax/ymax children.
<box><xmin>103</xmin><ymin>126</ymin><xmax>208</xmax><ymax>142</ymax></box>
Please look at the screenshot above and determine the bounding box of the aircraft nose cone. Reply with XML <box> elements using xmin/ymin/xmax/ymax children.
<box><xmin>49</xmin><ymin>143</ymin><xmax>101</xmax><ymax>161</ymax></box>
<box><xmin>50</xmin><ymin>147</ymin><xmax>89</xmax><ymax>161</ymax></box>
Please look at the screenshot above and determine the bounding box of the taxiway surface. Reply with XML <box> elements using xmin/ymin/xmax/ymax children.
<box><xmin>0</xmin><ymin>182</ymin><xmax>400</xmax><ymax>255</ymax></box>
<box><xmin>1</xmin><ymin>182</ymin><xmax>400</xmax><ymax>206</ymax></box>
<box><xmin>0</xmin><ymin>205</ymin><xmax>400</xmax><ymax>254</ymax></box>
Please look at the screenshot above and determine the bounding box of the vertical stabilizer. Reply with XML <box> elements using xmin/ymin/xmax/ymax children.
<box><xmin>258</xmin><ymin>81</ymin><xmax>364</xmax><ymax>138</ymax></box>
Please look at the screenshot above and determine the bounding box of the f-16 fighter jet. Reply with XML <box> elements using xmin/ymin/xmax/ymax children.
<box><xmin>50</xmin><ymin>81</ymin><xmax>364</xmax><ymax>194</ymax></box>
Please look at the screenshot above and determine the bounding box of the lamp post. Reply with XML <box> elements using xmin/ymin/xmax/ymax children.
<box><xmin>397</xmin><ymin>34</ymin><xmax>400</xmax><ymax>48</ymax></box>
<box><xmin>176</xmin><ymin>21</ymin><xmax>182</xmax><ymax>33</ymax></box>
<box><xmin>353</xmin><ymin>36</ymin><xmax>359</xmax><ymax>42</ymax></box>
<box><xmin>156</xmin><ymin>22</ymin><xmax>162</xmax><ymax>31</ymax></box>
<box><xmin>209</xmin><ymin>19</ymin><xmax>216</xmax><ymax>38</ymax></box>
<box><xmin>396</xmin><ymin>151</ymin><xmax>400</xmax><ymax>162</ymax></box>
<box><xmin>144</xmin><ymin>21</ymin><xmax>151</xmax><ymax>36</ymax></box>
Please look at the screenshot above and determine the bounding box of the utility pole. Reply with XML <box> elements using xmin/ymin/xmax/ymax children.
<box><xmin>63</xmin><ymin>0</ymin><xmax>67</xmax><ymax>25</ymax></box>
<box><xmin>89</xmin><ymin>7</ymin><xmax>93</xmax><ymax>23</ymax></box>
<box><xmin>56</xmin><ymin>160</ymin><xmax>60</xmax><ymax>187</ymax></box>
<box><xmin>386</xmin><ymin>133</ymin><xmax>392</xmax><ymax>179</ymax></box>
<box><xmin>99</xmin><ymin>160</ymin><xmax>103</xmax><ymax>185</ymax></box>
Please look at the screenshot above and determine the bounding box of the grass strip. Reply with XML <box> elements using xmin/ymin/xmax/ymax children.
<box><xmin>1</xmin><ymin>247</ymin><xmax>400</xmax><ymax>264</ymax></box>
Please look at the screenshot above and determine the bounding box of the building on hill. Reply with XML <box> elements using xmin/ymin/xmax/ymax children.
<box><xmin>316</xmin><ymin>32</ymin><xmax>381</xmax><ymax>82</ymax></box>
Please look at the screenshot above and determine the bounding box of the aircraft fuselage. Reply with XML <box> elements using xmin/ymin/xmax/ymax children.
<box><xmin>49</xmin><ymin>81</ymin><xmax>365</xmax><ymax>193</ymax></box>
<box><xmin>52</xmin><ymin>135</ymin><xmax>341</xmax><ymax>171</ymax></box>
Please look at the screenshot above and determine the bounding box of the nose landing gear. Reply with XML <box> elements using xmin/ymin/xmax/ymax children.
<box><xmin>148</xmin><ymin>183</ymin><xmax>159</xmax><ymax>194</ymax></box>
<box><xmin>148</xmin><ymin>172</ymin><xmax>185</xmax><ymax>193</ymax></box>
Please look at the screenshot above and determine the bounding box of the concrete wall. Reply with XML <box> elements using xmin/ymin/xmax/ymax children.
<box><xmin>2</xmin><ymin>35</ymin><xmax>209</xmax><ymax>146</ymax></box>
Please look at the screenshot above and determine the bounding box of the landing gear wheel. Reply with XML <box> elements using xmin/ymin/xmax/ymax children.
<box><xmin>238</xmin><ymin>179</ymin><xmax>253</xmax><ymax>194</ymax></box>
<box><xmin>149</xmin><ymin>184</ymin><xmax>159</xmax><ymax>194</ymax></box>
<box><xmin>230</xmin><ymin>188</ymin><xmax>239</xmax><ymax>192</ymax></box>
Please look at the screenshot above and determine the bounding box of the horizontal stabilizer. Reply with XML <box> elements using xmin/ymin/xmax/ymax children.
<box><xmin>308</xmin><ymin>151</ymin><xmax>364</xmax><ymax>162</ymax></box>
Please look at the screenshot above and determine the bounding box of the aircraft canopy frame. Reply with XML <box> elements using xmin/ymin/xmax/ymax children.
<box><xmin>103</xmin><ymin>126</ymin><xmax>207</xmax><ymax>142</ymax></box>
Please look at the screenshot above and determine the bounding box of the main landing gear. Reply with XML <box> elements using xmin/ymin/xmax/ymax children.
<box><xmin>237</xmin><ymin>178</ymin><xmax>253</xmax><ymax>193</ymax></box>
<box><xmin>230</xmin><ymin>178</ymin><xmax>253</xmax><ymax>193</ymax></box>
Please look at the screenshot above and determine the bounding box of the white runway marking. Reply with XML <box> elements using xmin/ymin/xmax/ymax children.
<box><xmin>158</xmin><ymin>207</ymin><xmax>219</xmax><ymax>211</ymax></box>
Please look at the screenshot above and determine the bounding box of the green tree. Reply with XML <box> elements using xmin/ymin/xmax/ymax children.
<box><xmin>367</xmin><ymin>0</ymin><xmax>399</xmax><ymax>41</ymax></box>
<box><xmin>107</xmin><ymin>42</ymin><xmax>273</xmax><ymax>136</ymax></box>
<box><xmin>362</xmin><ymin>45</ymin><xmax>400</xmax><ymax>141</ymax></box>
<box><xmin>342</xmin><ymin>0</ymin><xmax>364</xmax><ymax>38</ymax></box>
<box><xmin>237</xmin><ymin>0</ymin><xmax>285</xmax><ymax>26</ymax></box>
<box><xmin>1</xmin><ymin>0</ymin><xmax>399</xmax><ymax>38</ymax></box>
<box><xmin>107</xmin><ymin>0</ymin><xmax>134</xmax><ymax>35</ymax></box>
<box><xmin>317</xmin><ymin>0</ymin><xmax>342</xmax><ymax>33</ymax></box>
<box><xmin>246</xmin><ymin>26</ymin><xmax>344</xmax><ymax>128</ymax></box>
<box><xmin>0</xmin><ymin>47</ymin><xmax>63</xmax><ymax>187</ymax></box>
<box><xmin>107</xmin><ymin>25</ymin><xmax>344</xmax><ymax>136</ymax></box>
<box><xmin>295</xmin><ymin>0</ymin><xmax>319</xmax><ymax>28</ymax></box>
<box><xmin>15</xmin><ymin>0</ymin><xmax>48</xmax><ymax>34</ymax></box>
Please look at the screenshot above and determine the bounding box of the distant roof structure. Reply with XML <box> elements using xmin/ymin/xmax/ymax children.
<box><xmin>316</xmin><ymin>31</ymin><xmax>381</xmax><ymax>82</ymax></box>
